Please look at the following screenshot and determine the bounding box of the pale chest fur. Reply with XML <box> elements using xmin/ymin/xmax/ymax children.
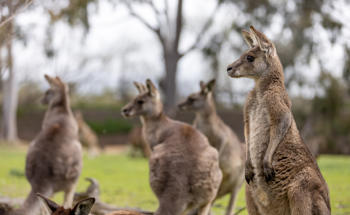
<box><xmin>142</xmin><ymin>121</ymin><xmax>168</xmax><ymax>149</ymax></box>
<box><xmin>142</xmin><ymin>126</ymin><xmax>157</xmax><ymax>148</ymax></box>
<box><xmin>248</xmin><ymin>97</ymin><xmax>270</xmax><ymax>172</ymax></box>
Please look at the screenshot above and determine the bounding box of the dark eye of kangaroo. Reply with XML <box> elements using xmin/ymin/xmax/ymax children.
<box><xmin>188</xmin><ymin>98</ymin><xmax>195</xmax><ymax>103</ymax></box>
<box><xmin>247</xmin><ymin>55</ymin><xmax>255</xmax><ymax>62</ymax></box>
<box><xmin>137</xmin><ymin>100</ymin><xmax>144</xmax><ymax>105</ymax></box>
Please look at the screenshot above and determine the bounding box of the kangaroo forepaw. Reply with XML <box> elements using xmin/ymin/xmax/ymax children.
<box><xmin>263</xmin><ymin>162</ymin><xmax>275</xmax><ymax>182</ymax></box>
<box><xmin>245</xmin><ymin>161</ymin><xmax>255</xmax><ymax>184</ymax></box>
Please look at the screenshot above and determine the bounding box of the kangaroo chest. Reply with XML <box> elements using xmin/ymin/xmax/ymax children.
<box><xmin>248</xmin><ymin>99</ymin><xmax>270</xmax><ymax>170</ymax></box>
<box><xmin>143</xmin><ymin>126</ymin><xmax>158</xmax><ymax>148</ymax></box>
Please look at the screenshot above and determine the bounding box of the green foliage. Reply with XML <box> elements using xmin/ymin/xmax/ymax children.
<box><xmin>71</xmin><ymin>89</ymin><xmax>125</xmax><ymax>111</ymax></box>
<box><xmin>312</xmin><ymin>73</ymin><xmax>350</xmax><ymax>139</ymax></box>
<box><xmin>87</xmin><ymin>119</ymin><xmax>133</xmax><ymax>135</ymax></box>
<box><xmin>0</xmin><ymin>146</ymin><xmax>349</xmax><ymax>214</ymax></box>
<box><xmin>48</xmin><ymin>0</ymin><xmax>98</xmax><ymax>31</ymax></box>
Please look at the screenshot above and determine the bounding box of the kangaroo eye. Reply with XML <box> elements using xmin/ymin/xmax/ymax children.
<box><xmin>137</xmin><ymin>100</ymin><xmax>144</xmax><ymax>105</ymax></box>
<box><xmin>247</xmin><ymin>55</ymin><xmax>255</xmax><ymax>62</ymax></box>
<box><xmin>188</xmin><ymin>98</ymin><xmax>195</xmax><ymax>103</ymax></box>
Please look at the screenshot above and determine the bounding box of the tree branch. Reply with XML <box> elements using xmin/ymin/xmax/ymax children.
<box><xmin>180</xmin><ymin>2</ymin><xmax>221</xmax><ymax>57</ymax></box>
<box><xmin>0</xmin><ymin>0</ymin><xmax>33</xmax><ymax>29</ymax></box>
<box><xmin>144</xmin><ymin>0</ymin><xmax>169</xmax><ymax>40</ymax></box>
<box><xmin>164</xmin><ymin>0</ymin><xmax>171</xmax><ymax>28</ymax></box>
<box><xmin>124</xmin><ymin>1</ymin><xmax>166</xmax><ymax>50</ymax></box>
<box><xmin>127</xmin><ymin>5</ymin><xmax>157</xmax><ymax>32</ymax></box>
<box><xmin>146</xmin><ymin>0</ymin><xmax>162</xmax><ymax>17</ymax></box>
<box><xmin>174</xmin><ymin>0</ymin><xmax>183</xmax><ymax>52</ymax></box>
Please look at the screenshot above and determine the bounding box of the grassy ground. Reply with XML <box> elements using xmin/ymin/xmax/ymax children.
<box><xmin>0</xmin><ymin>146</ymin><xmax>349</xmax><ymax>215</ymax></box>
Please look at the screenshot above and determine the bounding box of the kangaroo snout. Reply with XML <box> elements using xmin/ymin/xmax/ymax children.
<box><xmin>226</xmin><ymin>64</ymin><xmax>236</xmax><ymax>77</ymax></box>
<box><xmin>177</xmin><ymin>102</ymin><xmax>186</xmax><ymax>110</ymax></box>
<box><xmin>227</xmin><ymin>62</ymin><xmax>242</xmax><ymax>78</ymax></box>
<box><xmin>121</xmin><ymin>107</ymin><xmax>131</xmax><ymax>117</ymax></box>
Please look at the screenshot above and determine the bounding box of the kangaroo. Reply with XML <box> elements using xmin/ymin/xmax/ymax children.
<box><xmin>37</xmin><ymin>193</ymin><xmax>94</xmax><ymax>215</ymax></box>
<box><xmin>107</xmin><ymin>211</ymin><xmax>146</xmax><ymax>215</ymax></box>
<box><xmin>226</xmin><ymin>26</ymin><xmax>330</xmax><ymax>215</ymax></box>
<box><xmin>178</xmin><ymin>79</ymin><xmax>245</xmax><ymax>215</ymax></box>
<box><xmin>38</xmin><ymin>193</ymin><xmax>152</xmax><ymax>215</ymax></box>
<box><xmin>74</xmin><ymin>110</ymin><xmax>100</xmax><ymax>157</ymax></box>
<box><xmin>14</xmin><ymin>75</ymin><xmax>83</xmax><ymax>215</ymax></box>
<box><xmin>121</xmin><ymin>79</ymin><xmax>222</xmax><ymax>215</ymax></box>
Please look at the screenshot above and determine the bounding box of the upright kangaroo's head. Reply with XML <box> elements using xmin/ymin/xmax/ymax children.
<box><xmin>37</xmin><ymin>193</ymin><xmax>95</xmax><ymax>215</ymax></box>
<box><xmin>227</xmin><ymin>26</ymin><xmax>282</xmax><ymax>80</ymax></box>
<box><xmin>121</xmin><ymin>79</ymin><xmax>163</xmax><ymax>118</ymax></box>
<box><xmin>42</xmin><ymin>74</ymin><xmax>69</xmax><ymax>107</ymax></box>
<box><xmin>178</xmin><ymin>79</ymin><xmax>216</xmax><ymax>112</ymax></box>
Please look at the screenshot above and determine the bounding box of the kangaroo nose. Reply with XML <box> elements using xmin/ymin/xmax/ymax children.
<box><xmin>122</xmin><ymin>108</ymin><xmax>129</xmax><ymax>114</ymax></box>
<box><xmin>122</xmin><ymin>108</ymin><xmax>130</xmax><ymax>116</ymax></box>
<box><xmin>227</xmin><ymin>66</ymin><xmax>233</xmax><ymax>72</ymax></box>
<box><xmin>121</xmin><ymin>108</ymin><xmax>130</xmax><ymax>118</ymax></box>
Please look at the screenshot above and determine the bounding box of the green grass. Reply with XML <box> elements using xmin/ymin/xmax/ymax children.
<box><xmin>87</xmin><ymin>119</ymin><xmax>133</xmax><ymax>135</ymax></box>
<box><xmin>0</xmin><ymin>146</ymin><xmax>349</xmax><ymax>214</ymax></box>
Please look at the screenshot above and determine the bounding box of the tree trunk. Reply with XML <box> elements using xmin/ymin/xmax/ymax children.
<box><xmin>1</xmin><ymin>18</ymin><xmax>18</xmax><ymax>142</ymax></box>
<box><xmin>163</xmin><ymin>52</ymin><xmax>179</xmax><ymax>111</ymax></box>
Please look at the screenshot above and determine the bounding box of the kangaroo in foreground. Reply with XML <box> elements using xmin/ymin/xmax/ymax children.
<box><xmin>178</xmin><ymin>79</ymin><xmax>245</xmax><ymax>215</ymax></box>
<box><xmin>227</xmin><ymin>26</ymin><xmax>330</xmax><ymax>215</ymax></box>
<box><xmin>121</xmin><ymin>80</ymin><xmax>222</xmax><ymax>215</ymax></box>
<box><xmin>15</xmin><ymin>75</ymin><xmax>83</xmax><ymax>215</ymax></box>
<box><xmin>37</xmin><ymin>193</ymin><xmax>94</xmax><ymax>215</ymax></box>
<box><xmin>39</xmin><ymin>193</ymin><xmax>149</xmax><ymax>215</ymax></box>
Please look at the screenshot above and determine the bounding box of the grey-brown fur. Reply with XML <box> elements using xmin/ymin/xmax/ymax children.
<box><xmin>14</xmin><ymin>75</ymin><xmax>83</xmax><ymax>215</ymax></box>
<box><xmin>178</xmin><ymin>79</ymin><xmax>245</xmax><ymax>215</ymax></box>
<box><xmin>37</xmin><ymin>193</ymin><xmax>94</xmax><ymax>215</ymax></box>
<box><xmin>227</xmin><ymin>26</ymin><xmax>330</xmax><ymax>215</ymax></box>
<box><xmin>121</xmin><ymin>79</ymin><xmax>222</xmax><ymax>215</ymax></box>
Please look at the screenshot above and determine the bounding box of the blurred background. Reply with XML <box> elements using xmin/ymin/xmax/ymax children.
<box><xmin>0</xmin><ymin>0</ymin><xmax>350</xmax><ymax>154</ymax></box>
<box><xmin>0</xmin><ymin>1</ymin><xmax>350</xmax><ymax>214</ymax></box>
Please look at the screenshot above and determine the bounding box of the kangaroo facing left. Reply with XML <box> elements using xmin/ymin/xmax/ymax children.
<box><xmin>37</xmin><ymin>193</ymin><xmax>95</xmax><ymax>215</ymax></box>
<box><xmin>122</xmin><ymin>79</ymin><xmax>222</xmax><ymax>215</ymax></box>
<box><xmin>10</xmin><ymin>75</ymin><xmax>83</xmax><ymax>215</ymax></box>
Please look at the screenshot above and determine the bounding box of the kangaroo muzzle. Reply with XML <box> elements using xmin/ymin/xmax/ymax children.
<box><xmin>226</xmin><ymin>61</ymin><xmax>242</xmax><ymax>78</ymax></box>
<box><xmin>121</xmin><ymin>107</ymin><xmax>132</xmax><ymax>118</ymax></box>
<box><xmin>177</xmin><ymin>102</ymin><xmax>187</xmax><ymax>111</ymax></box>
<box><xmin>226</xmin><ymin>64</ymin><xmax>236</xmax><ymax>77</ymax></box>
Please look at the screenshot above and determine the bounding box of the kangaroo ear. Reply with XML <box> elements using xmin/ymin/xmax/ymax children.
<box><xmin>55</xmin><ymin>76</ymin><xmax>62</xmax><ymax>83</ymax></box>
<box><xmin>241</xmin><ymin>29</ymin><xmax>257</xmax><ymax>48</ymax></box>
<box><xmin>249</xmin><ymin>25</ymin><xmax>276</xmax><ymax>56</ymax></box>
<box><xmin>44</xmin><ymin>74</ymin><xmax>56</xmax><ymax>86</ymax></box>
<box><xmin>72</xmin><ymin>197</ymin><xmax>95</xmax><ymax>215</ymax></box>
<box><xmin>55</xmin><ymin>76</ymin><xmax>69</xmax><ymax>92</ymax></box>
<box><xmin>206</xmin><ymin>79</ymin><xmax>216</xmax><ymax>92</ymax></box>
<box><xmin>133</xmin><ymin>82</ymin><xmax>147</xmax><ymax>94</ymax></box>
<box><xmin>36</xmin><ymin>193</ymin><xmax>60</xmax><ymax>213</ymax></box>
<box><xmin>146</xmin><ymin>79</ymin><xmax>158</xmax><ymax>97</ymax></box>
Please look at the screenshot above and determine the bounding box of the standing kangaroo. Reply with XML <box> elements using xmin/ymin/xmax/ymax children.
<box><xmin>121</xmin><ymin>80</ymin><xmax>222</xmax><ymax>215</ymax></box>
<box><xmin>178</xmin><ymin>79</ymin><xmax>245</xmax><ymax>215</ymax></box>
<box><xmin>15</xmin><ymin>75</ymin><xmax>83</xmax><ymax>215</ymax></box>
<box><xmin>226</xmin><ymin>26</ymin><xmax>330</xmax><ymax>215</ymax></box>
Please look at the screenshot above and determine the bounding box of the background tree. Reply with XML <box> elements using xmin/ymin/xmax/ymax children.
<box><xmin>121</xmin><ymin>0</ymin><xmax>224</xmax><ymax>109</ymax></box>
<box><xmin>0</xmin><ymin>0</ymin><xmax>33</xmax><ymax>142</ymax></box>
